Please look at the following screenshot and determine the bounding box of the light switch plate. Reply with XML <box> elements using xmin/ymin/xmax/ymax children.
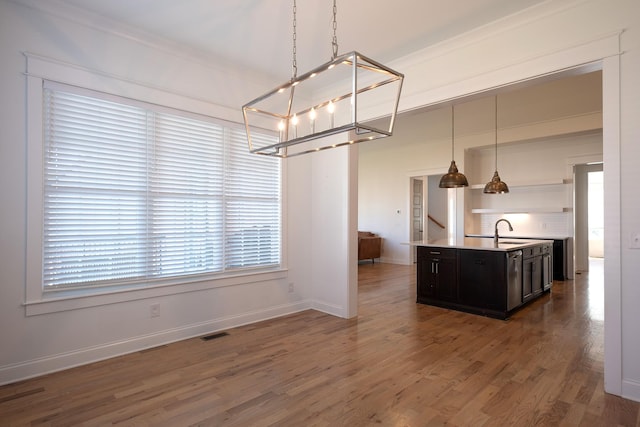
<box><xmin>630</xmin><ymin>232</ymin><xmax>640</xmax><ymax>249</ymax></box>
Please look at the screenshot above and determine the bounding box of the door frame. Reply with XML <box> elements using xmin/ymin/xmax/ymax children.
<box><xmin>407</xmin><ymin>167</ymin><xmax>452</xmax><ymax>265</ymax></box>
<box><xmin>567</xmin><ymin>153</ymin><xmax>603</xmax><ymax>279</ymax></box>
<box><xmin>573</xmin><ymin>161</ymin><xmax>604</xmax><ymax>274</ymax></box>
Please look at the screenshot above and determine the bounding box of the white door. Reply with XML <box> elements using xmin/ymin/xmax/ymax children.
<box><xmin>412</xmin><ymin>178</ymin><xmax>423</xmax><ymax>241</ymax></box>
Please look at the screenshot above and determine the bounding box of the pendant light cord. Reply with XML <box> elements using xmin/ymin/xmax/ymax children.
<box><xmin>451</xmin><ymin>105</ymin><xmax>455</xmax><ymax>161</ymax></box>
<box><xmin>494</xmin><ymin>96</ymin><xmax>498</xmax><ymax>171</ymax></box>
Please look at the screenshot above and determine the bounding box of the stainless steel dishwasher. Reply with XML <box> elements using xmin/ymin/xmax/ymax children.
<box><xmin>507</xmin><ymin>250</ymin><xmax>523</xmax><ymax>311</ymax></box>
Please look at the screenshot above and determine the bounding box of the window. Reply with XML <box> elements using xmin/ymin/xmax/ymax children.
<box><xmin>42</xmin><ymin>82</ymin><xmax>281</xmax><ymax>291</ymax></box>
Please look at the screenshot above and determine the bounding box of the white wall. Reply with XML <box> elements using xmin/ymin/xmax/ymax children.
<box><xmin>308</xmin><ymin>142</ymin><xmax>358</xmax><ymax>318</ymax></box>
<box><xmin>0</xmin><ymin>0</ymin><xmax>317</xmax><ymax>384</ymax></box>
<box><xmin>358</xmin><ymin>108</ymin><xmax>452</xmax><ymax>264</ymax></box>
<box><xmin>468</xmin><ymin>132</ymin><xmax>603</xmax><ymax>237</ymax></box>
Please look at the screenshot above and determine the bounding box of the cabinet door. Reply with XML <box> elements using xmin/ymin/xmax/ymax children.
<box><xmin>458</xmin><ymin>250</ymin><xmax>506</xmax><ymax>310</ymax></box>
<box><xmin>523</xmin><ymin>257</ymin><xmax>534</xmax><ymax>302</ymax></box>
<box><xmin>524</xmin><ymin>254</ymin><xmax>543</xmax><ymax>302</ymax></box>
<box><xmin>416</xmin><ymin>247</ymin><xmax>457</xmax><ymax>302</ymax></box>
<box><xmin>542</xmin><ymin>244</ymin><xmax>553</xmax><ymax>290</ymax></box>
<box><xmin>416</xmin><ymin>247</ymin><xmax>433</xmax><ymax>299</ymax></box>
<box><xmin>532</xmin><ymin>255</ymin><xmax>543</xmax><ymax>296</ymax></box>
<box><xmin>434</xmin><ymin>256</ymin><xmax>457</xmax><ymax>301</ymax></box>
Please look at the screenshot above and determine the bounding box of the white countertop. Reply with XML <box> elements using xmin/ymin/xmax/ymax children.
<box><xmin>406</xmin><ymin>237</ymin><xmax>553</xmax><ymax>252</ymax></box>
<box><xmin>465</xmin><ymin>234</ymin><xmax>569</xmax><ymax>240</ymax></box>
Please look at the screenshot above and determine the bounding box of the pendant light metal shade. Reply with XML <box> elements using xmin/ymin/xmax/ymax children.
<box><xmin>483</xmin><ymin>96</ymin><xmax>509</xmax><ymax>194</ymax></box>
<box><xmin>440</xmin><ymin>105</ymin><xmax>468</xmax><ymax>188</ymax></box>
<box><xmin>440</xmin><ymin>161</ymin><xmax>469</xmax><ymax>188</ymax></box>
<box><xmin>483</xmin><ymin>170</ymin><xmax>509</xmax><ymax>193</ymax></box>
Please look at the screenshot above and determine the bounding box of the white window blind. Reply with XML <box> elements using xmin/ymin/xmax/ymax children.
<box><xmin>43</xmin><ymin>82</ymin><xmax>280</xmax><ymax>290</ymax></box>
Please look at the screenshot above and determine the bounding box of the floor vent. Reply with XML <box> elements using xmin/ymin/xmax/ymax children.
<box><xmin>200</xmin><ymin>332</ymin><xmax>229</xmax><ymax>341</ymax></box>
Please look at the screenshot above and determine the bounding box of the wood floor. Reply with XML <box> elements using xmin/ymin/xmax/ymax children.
<box><xmin>2</xmin><ymin>260</ymin><xmax>639</xmax><ymax>426</ymax></box>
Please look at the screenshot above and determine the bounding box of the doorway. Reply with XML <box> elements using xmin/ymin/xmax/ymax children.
<box><xmin>409</xmin><ymin>175</ymin><xmax>448</xmax><ymax>263</ymax></box>
<box><xmin>574</xmin><ymin>162</ymin><xmax>604</xmax><ymax>274</ymax></box>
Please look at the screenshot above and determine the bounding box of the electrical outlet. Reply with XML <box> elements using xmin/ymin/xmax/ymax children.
<box><xmin>150</xmin><ymin>303</ymin><xmax>160</xmax><ymax>318</ymax></box>
<box><xmin>288</xmin><ymin>283</ymin><xmax>294</xmax><ymax>293</ymax></box>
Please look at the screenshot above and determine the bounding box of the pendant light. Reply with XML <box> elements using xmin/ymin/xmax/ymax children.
<box><xmin>242</xmin><ymin>0</ymin><xmax>404</xmax><ymax>158</ymax></box>
<box><xmin>483</xmin><ymin>96</ymin><xmax>509</xmax><ymax>194</ymax></box>
<box><xmin>439</xmin><ymin>105</ymin><xmax>469</xmax><ymax>188</ymax></box>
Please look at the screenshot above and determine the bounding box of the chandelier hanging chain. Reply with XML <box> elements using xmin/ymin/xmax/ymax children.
<box><xmin>292</xmin><ymin>0</ymin><xmax>298</xmax><ymax>79</ymax></box>
<box><xmin>241</xmin><ymin>0</ymin><xmax>404</xmax><ymax>158</ymax></box>
<box><xmin>331</xmin><ymin>0</ymin><xmax>338</xmax><ymax>59</ymax></box>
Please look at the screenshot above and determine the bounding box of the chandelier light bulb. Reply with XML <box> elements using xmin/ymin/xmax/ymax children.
<box><xmin>327</xmin><ymin>101</ymin><xmax>335</xmax><ymax>127</ymax></box>
<box><xmin>309</xmin><ymin>108</ymin><xmax>316</xmax><ymax>133</ymax></box>
<box><xmin>292</xmin><ymin>114</ymin><xmax>298</xmax><ymax>138</ymax></box>
<box><xmin>277</xmin><ymin>120</ymin><xmax>285</xmax><ymax>142</ymax></box>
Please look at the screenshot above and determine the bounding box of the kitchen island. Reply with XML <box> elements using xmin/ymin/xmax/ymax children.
<box><xmin>466</xmin><ymin>234</ymin><xmax>569</xmax><ymax>280</ymax></box>
<box><xmin>409</xmin><ymin>237</ymin><xmax>553</xmax><ymax>319</ymax></box>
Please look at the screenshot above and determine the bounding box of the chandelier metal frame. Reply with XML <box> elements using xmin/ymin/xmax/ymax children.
<box><xmin>242</xmin><ymin>0</ymin><xmax>404</xmax><ymax>158</ymax></box>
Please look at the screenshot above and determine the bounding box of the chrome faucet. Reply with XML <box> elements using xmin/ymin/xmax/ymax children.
<box><xmin>494</xmin><ymin>218</ymin><xmax>513</xmax><ymax>244</ymax></box>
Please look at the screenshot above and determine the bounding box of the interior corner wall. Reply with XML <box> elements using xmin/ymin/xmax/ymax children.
<box><xmin>309</xmin><ymin>140</ymin><xmax>357</xmax><ymax>319</ymax></box>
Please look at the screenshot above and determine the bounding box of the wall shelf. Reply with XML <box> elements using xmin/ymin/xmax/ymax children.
<box><xmin>471</xmin><ymin>207</ymin><xmax>572</xmax><ymax>214</ymax></box>
<box><xmin>469</xmin><ymin>178</ymin><xmax>572</xmax><ymax>190</ymax></box>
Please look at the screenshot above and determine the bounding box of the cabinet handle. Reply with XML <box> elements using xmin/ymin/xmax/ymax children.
<box><xmin>430</xmin><ymin>261</ymin><xmax>440</xmax><ymax>274</ymax></box>
<box><xmin>430</xmin><ymin>251</ymin><xmax>441</xmax><ymax>255</ymax></box>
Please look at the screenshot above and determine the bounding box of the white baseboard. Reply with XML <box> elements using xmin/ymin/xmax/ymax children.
<box><xmin>622</xmin><ymin>378</ymin><xmax>640</xmax><ymax>403</ymax></box>
<box><xmin>0</xmin><ymin>300</ymin><xmax>311</xmax><ymax>386</ymax></box>
<box><xmin>379</xmin><ymin>256</ymin><xmax>412</xmax><ymax>265</ymax></box>
<box><xmin>311</xmin><ymin>299</ymin><xmax>347</xmax><ymax>318</ymax></box>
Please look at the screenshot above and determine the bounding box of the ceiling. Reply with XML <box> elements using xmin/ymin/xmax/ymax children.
<box><xmin>50</xmin><ymin>0</ymin><xmax>548</xmax><ymax>81</ymax></box>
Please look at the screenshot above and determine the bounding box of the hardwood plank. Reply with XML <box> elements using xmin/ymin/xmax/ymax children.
<box><xmin>1</xmin><ymin>259</ymin><xmax>639</xmax><ymax>426</ymax></box>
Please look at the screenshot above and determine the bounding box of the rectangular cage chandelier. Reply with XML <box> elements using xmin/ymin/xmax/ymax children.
<box><xmin>242</xmin><ymin>1</ymin><xmax>404</xmax><ymax>158</ymax></box>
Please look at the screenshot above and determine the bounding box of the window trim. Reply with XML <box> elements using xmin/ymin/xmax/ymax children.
<box><xmin>24</xmin><ymin>54</ymin><xmax>287</xmax><ymax>316</ymax></box>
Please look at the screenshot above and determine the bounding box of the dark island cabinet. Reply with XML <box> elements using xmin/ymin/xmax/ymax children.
<box><xmin>458</xmin><ymin>250</ymin><xmax>507</xmax><ymax>312</ymax></box>
<box><xmin>416</xmin><ymin>242</ymin><xmax>552</xmax><ymax>319</ymax></box>
<box><xmin>417</xmin><ymin>246</ymin><xmax>457</xmax><ymax>302</ymax></box>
